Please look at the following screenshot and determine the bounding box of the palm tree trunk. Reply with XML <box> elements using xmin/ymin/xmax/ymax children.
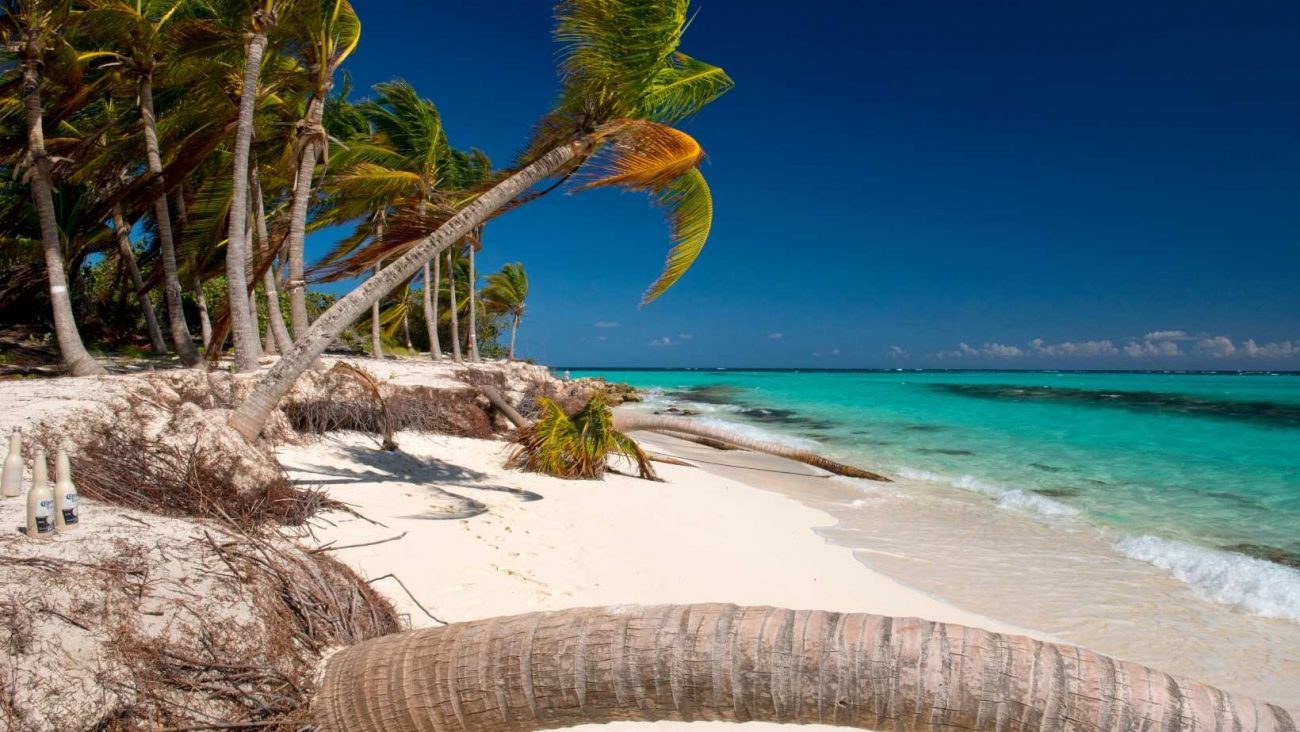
<box><xmin>447</xmin><ymin>249</ymin><xmax>462</xmax><ymax>363</ymax></box>
<box><xmin>402</xmin><ymin>305</ymin><xmax>413</xmax><ymax>350</ymax></box>
<box><xmin>243</xmin><ymin>216</ymin><xmax>263</xmax><ymax>361</ymax></box>
<box><xmin>20</xmin><ymin>58</ymin><xmax>104</xmax><ymax>377</ymax></box>
<box><xmin>253</xmin><ymin>169</ymin><xmax>294</xmax><ymax>354</ymax></box>
<box><xmin>138</xmin><ymin>76</ymin><xmax>201</xmax><ymax>366</ymax></box>
<box><xmin>224</xmin><ymin>31</ymin><xmax>269</xmax><ymax>372</ymax></box>
<box><xmin>422</xmin><ymin>261</ymin><xmax>440</xmax><ymax>360</ymax></box>
<box><xmin>229</xmin><ymin>140</ymin><xmax>588</xmax><ymax>439</ymax></box>
<box><xmin>110</xmin><ymin>204</ymin><xmax>168</xmax><ymax>354</ymax></box>
<box><xmin>370</xmin><ymin>256</ymin><xmax>384</xmax><ymax>359</ymax></box>
<box><xmin>468</xmin><ymin>236</ymin><xmax>480</xmax><ymax>362</ymax></box>
<box><xmin>194</xmin><ymin>275</ymin><xmax>213</xmax><ymax>348</ymax></box>
<box><xmin>509</xmin><ymin>311</ymin><xmax>519</xmax><ymax>360</ymax></box>
<box><xmin>313</xmin><ymin>603</ymin><xmax>1296</xmax><ymax>732</ymax></box>
<box><xmin>613</xmin><ymin>412</ymin><xmax>889</xmax><ymax>480</ymax></box>
<box><xmin>284</xmin><ymin>93</ymin><xmax>325</xmax><ymax>341</ymax></box>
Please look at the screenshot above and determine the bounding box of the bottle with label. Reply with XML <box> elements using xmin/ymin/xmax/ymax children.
<box><xmin>54</xmin><ymin>448</ymin><xmax>78</xmax><ymax>530</ymax></box>
<box><xmin>26</xmin><ymin>448</ymin><xmax>53</xmax><ymax>537</ymax></box>
<box><xmin>2</xmin><ymin>428</ymin><xmax>22</xmax><ymax>498</ymax></box>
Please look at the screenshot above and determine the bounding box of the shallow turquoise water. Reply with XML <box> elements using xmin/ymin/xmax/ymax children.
<box><xmin>570</xmin><ymin>369</ymin><xmax>1300</xmax><ymax>572</ymax></box>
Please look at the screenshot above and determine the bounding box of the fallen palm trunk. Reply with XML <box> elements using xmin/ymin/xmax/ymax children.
<box><xmin>614</xmin><ymin>412</ymin><xmax>890</xmax><ymax>481</ymax></box>
<box><xmin>478</xmin><ymin>385</ymin><xmax>530</xmax><ymax>430</ymax></box>
<box><xmin>658</xmin><ymin>429</ymin><xmax>740</xmax><ymax>450</ymax></box>
<box><xmin>313</xmin><ymin>602</ymin><xmax>1296</xmax><ymax>732</ymax></box>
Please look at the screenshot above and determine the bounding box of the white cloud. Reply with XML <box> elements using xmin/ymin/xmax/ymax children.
<box><xmin>937</xmin><ymin>331</ymin><xmax>1298</xmax><ymax>361</ymax></box>
<box><xmin>830</xmin><ymin>348</ymin><xmax>841</xmax><ymax>356</ymax></box>
<box><xmin>768</xmin><ymin>332</ymin><xmax>784</xmax><ymax>340</ymax></box>
<box><xmin>647</xmin><ymin>336</ymin><xmax>673</xmax><ymax>347</ymax></box>
<box><xmin>597</xmin><ymin>335</ymin><xmax>608</xmax><ymax>341</ymax></box>
<box><xmin>1029</xmin><ymin>338</ymin><xmax>1118</xmax><ymax>358</ymax></box>
<box><xmin>593</xmin><ymin>321</ymin><xmax>620</xmax><ymax>329</ymax></box>
<box><xmin>1196</xmin><ymin>336</ymin><xmax>1237</xmax><ymax>358</ymax></box>
<box><xmin>1123</xmin><ymin>339</ymin><xmax>1182</xmax><ymax>357</ymax></box>
<box><xmin>887</xmin><ymin>345</ymin><xmax>909</xmax><ymax>359</ymax></box>
<box><xmin>678</xmin><ymin>333</ymin><xmax>694</xmax><ymax>340</ymax></box>
<box><xmin>1241</xmin><ymin>339</ymin><xmax>1297</xmax><ymax>358</ymax></box>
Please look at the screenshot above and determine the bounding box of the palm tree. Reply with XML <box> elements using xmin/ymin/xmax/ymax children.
<box><xmin>482</xmin><ymin>261</ymin><xmax>527</xmax><ymax>360</ymax></box>
<box><xmin>109</xmin><ymin>203</ymin><xmax>168</xmax><ymax>353</ymax></box>
<box><xmin>444</xmin><ymin>247</ymin><xmax>461</xmax><ymax>362</ymax></box>
<box><xmin>77</xmin><ymin>0</ymin><xmax>203</xmax><ymax>366</ymax></box>
<box><xmin>221</xmin><ymin>0</ymin><xmax>280</xmax><ymax>372</ymax></box>
<box><xmin>508</xmin><ymin>396</ymin><xmax>656</xmax><ymax>480</ymax></box>
<box><xmin>230</xmin><ymin>0</ymin><xmax>733</xmax><ymax>438</ymax></box>
<box><xmin>2</xmin><ymin>0</ymin><xmax>106</xmax><ymax>376</ymax></box>
<box><xmin>313</xmin><ymin>79</ymin><xmax>489</xmax><ymax>362</ymax></box>
<box><xmin>279</xmin><ymin>0</ymin><xmax>359</xmax><ymax>341</ymax></box>
<box><xmin>311</xmin><ymin>603</ymin><xmax>1295</xmax><ymax>732</ymax></box>
<box><xmin>421</xmin><ymin>258</ymin><xmax>439</xmax><ymax>359</ymax></box>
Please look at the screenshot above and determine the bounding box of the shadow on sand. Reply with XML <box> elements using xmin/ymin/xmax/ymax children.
<box><xmin>286</xmin><ymin>440</ymin><xmax>541</xmax><ymax>520</ymax></box>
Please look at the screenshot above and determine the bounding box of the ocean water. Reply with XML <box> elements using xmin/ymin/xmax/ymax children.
<box><xmin>568</xmin><ymin>369</ymin><xmax>1300</xmax><ymax>666</ymax></box>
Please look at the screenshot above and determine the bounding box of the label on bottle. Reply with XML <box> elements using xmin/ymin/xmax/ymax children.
<box><xmin>35</xmin><ymin>498</ymin><xmax>53</xmax><ymax>533</ymax></box>
<box><xmin>62</xmin><ymin>493</ymin><xmax>78</xmax><ymax>525</ymax></box>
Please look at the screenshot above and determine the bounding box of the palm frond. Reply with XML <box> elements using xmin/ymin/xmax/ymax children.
<box><xmin>640</xmin><ymin>166</ymin><xmax>711</xmax><ymax>305</ymax></box>
<box><xmin>578</xmin><ymin>120</ymin><xmax>702</xmax><ymax>191</ymax></box>
<box><xmin>642</xmin><ymin>52</ymin><xmax>734</xmax><ymax>123</ymax></box>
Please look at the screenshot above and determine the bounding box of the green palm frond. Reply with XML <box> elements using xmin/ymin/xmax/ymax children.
<box><xmin>482</xmin><ymin>261</ymin><xmax>528</xmax><ymax>316</ymax></box>
<box><xmin>507</xmin><ymin>395</ymin><xmax>657</xmax><ymax>481</ymax></box>
<box><xmin>642</xmin><ymin>52</ymin><xmax>734</xmax><ymax>122</ymax></box>
<box><xmin>641</xmin><ymin>166</ymin><xmax>710</xmax><ymax>305</ymax></box>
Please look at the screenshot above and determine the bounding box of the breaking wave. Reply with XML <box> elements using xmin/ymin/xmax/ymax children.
<box><xmin>1117</xmin><ymin>535</ymin><xmax>1300</xmax><ymax>622</ymax></box>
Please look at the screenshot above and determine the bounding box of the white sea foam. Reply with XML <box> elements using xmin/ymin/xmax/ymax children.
<box><xmin>1116</xmin><ymin>535</ymin><xmax>1300</xmax><ymax>622</ymax></box>
<box><xmin>897</xmin><ymin>468</ymin><xmax>1078</xmax><ymax>518</ymax></box>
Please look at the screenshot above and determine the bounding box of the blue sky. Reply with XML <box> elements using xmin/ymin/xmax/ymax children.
<box><xmin>313</xmin><ymin>1</ymin><xmax>1300</xmax><ymax>369</ymax></box>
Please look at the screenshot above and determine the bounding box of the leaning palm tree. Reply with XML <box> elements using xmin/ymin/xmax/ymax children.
<box><xmin>1</xmin><ymin>0</ymin><xmax>106</xmax><ymax>376</ymax></box>
<box><xmin>312</xmin><ymin>603</ymin><xmax>1297</xmax><ymax>732</ymax></box>
<box><xmin>481</xmin><ymin>261</ymin><xmax>527</xmax><ymax>359</ymax></box>
<box><xmin>230</xmin><ymin>0</ymin><xmax>734</xmax><ymax>438</ymax></box>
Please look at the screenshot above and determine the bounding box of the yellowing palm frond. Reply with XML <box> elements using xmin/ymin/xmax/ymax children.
<box><xmin>579</xmin><ymin>120</ymin><xmax>702</xmax><ymax>191</ymax></box>
<box><xmin>576</xmin><ymin>121</ymin><xmax>713</xmax><ymax>305</ymax></box>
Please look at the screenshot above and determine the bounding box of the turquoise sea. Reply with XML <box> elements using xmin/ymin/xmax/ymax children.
<box><xmin>569</xmin><ymin>369</ymin><xmax>1300</xmax><ymax>625</ymax></box>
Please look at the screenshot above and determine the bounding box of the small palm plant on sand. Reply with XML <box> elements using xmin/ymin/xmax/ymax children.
<box><xmin>508</xmin><ymin>395</ymin><xmax>656</xmax><ymax>481</ymax></box>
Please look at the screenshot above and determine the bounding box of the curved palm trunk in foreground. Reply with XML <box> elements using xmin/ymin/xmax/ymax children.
<box><xmin>613</xmin><ymin>412</ymin><xmax>890</xmax><ymax>481</ymax></box>
<box><xmin>228</xmin><ymin>141</ymin><xmax>590</xmax><ymax>439</ymax></box>
<box><xmin>314</xmin><ymin>603</ymin><xmax>1295</xmax><ymax>732</ymax></box>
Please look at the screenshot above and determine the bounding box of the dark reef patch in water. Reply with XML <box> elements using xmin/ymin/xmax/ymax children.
<box><xmin>929</xmin><ymin>383</ymin><xmax>1300</xmax><ymax>428</ymax></box>
<box><xmin>1033</xmin><ymin>487</ymin><xmax>1081</xmax><ymax>498</ymax></box>
<box><xmin>900</xmin><ymin>424</ymin><xmax>946</xmax><ymax>432</ymax></box>
<box><xmin>1221</xmin><ymin>543</ymin><xmax>1300</xmax><ymax>569</ymax></box>
<box><xmin>1029</xmin><ymin>463</ymin><xmax>1064</xmax><ymax>473</ymax></box>
<box><xmin>665</xmin><ymin>384</ymin><xmax>745</xmax><ymax>405</ymax></box>
<box><xmin>915</xmin><ymin>448</ymin><xmax>975</xmax><ymax>456</ymax></box>
<box><xmin>855</xmin><ymin>438</ymin><xmax>894</xmax><ymax>446</ymax></box>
